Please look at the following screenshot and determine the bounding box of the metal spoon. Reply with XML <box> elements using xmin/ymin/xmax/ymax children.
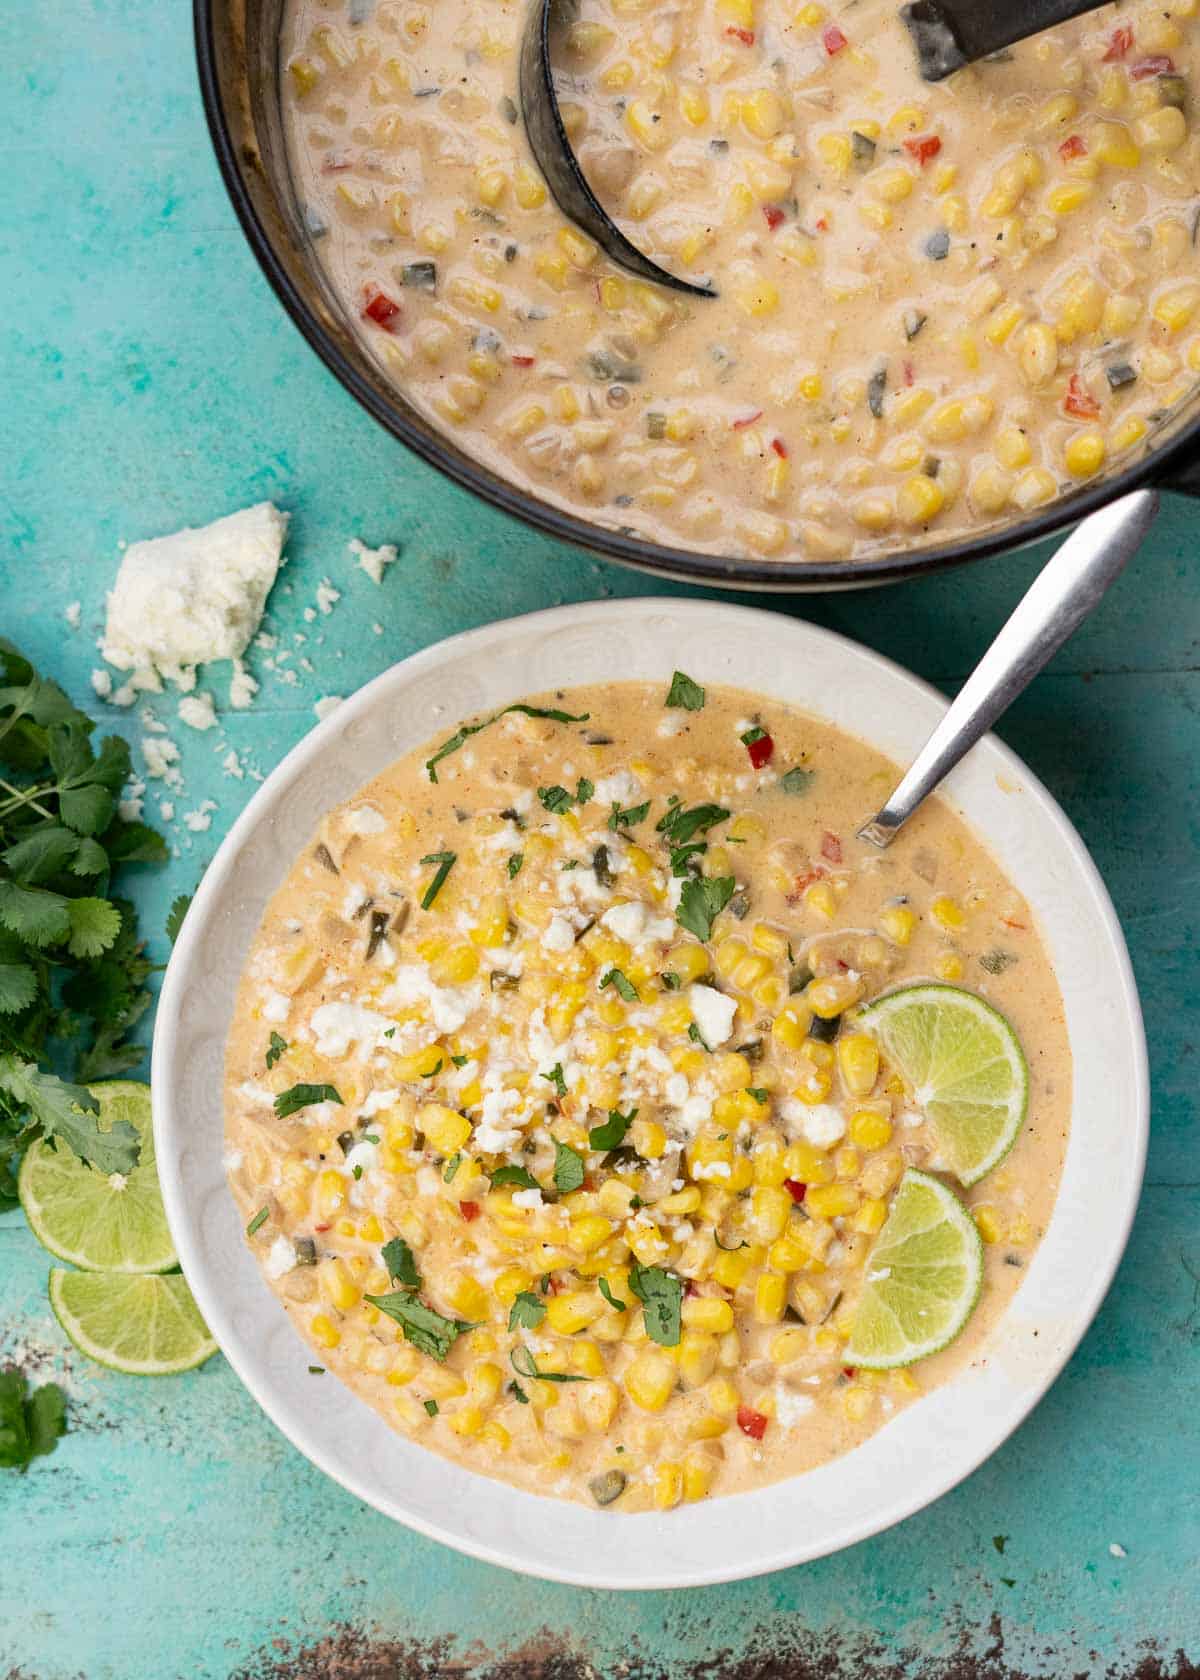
<box><xmin>857</xmin><ymin>489</ymin><xmax>1159</xmax><ymax>849</ymax></box>
<box><xmin>903</xmin><ymin>0</ymin><xmax>1111</xmax><ymax>81</ymax></box>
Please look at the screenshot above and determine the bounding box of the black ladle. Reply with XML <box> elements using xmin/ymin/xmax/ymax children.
<box><xmin>520</xmin><ymin>0</ymin><xmax>1111</xmax><ymax>293</ymax></box>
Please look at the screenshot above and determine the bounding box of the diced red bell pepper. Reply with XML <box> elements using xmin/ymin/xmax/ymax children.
<box><xmin>737</xmin><ymin>1404</ymin><xmax>769</xmax><ymax>1440</ymax></box>
<box><xmin>511</xmin><ymin>353</ymin><xmax>536</xmax><ymax>367</ymax></box>
<box><xmin>725</xmin><ymin>25</ymin><xmax>755</xmax><ymax>44</ymax></box>
<box><xmin>1103</xmin><ymin>25</ymin><xmax>1134</xmax><ymax>59</ymax></box>
<box><xmin>747</xmin><ymin>732</ymin><xmax>774</xmax><ymax>769</ymax></box>
<box><xmin>842</xmin><ymin>1366</ymin><xmax>857</xmax><ymax>1380</ymax></box>
<box><xmin>1064</xmin><ymin>375</ymin><xmax>1101</xmax><ymax>420</ymax></box>
<box><xmin>821</xmin><ymin>831</ymin><xmax>843</xmax><ymax>864</ymax></box>
<box><xmin>771</xmin><ymin>436</ymin><xmax>788</xmax><ymax>458</ymax></box>
<box><xmin>789</xmin><ymin>865</ymin><xmax>826</xmax><ymax>901</ymax></box>
<box><xmin>822</xmin><ymin>24</ymin><xmax>848</xmax><ymax>53</ymax></box>
<box><xmin>763</xmin><ymin>204</ymin><xmax>785</xmax><ymax>231</ymax></box>
<box><xmin>459</xmin><ymin>1200</ymin><xmax>481</xmax><ymax>1222</ymax></box>
<box><xmin>784</xmin><ymin>1179</ymin><xmax>807</xmax><ymax>1203</ymax></box>
<box><xmin>362</xmin><ymin>288</ymin><xmax>401</xmax><ymax>331</ymax></box>
<box><xmin>732</xmin><ymin>409</ymin><xmax>764</xmax><ymax>429</ymax></box>
<box><xmin>1130</xmin><ymin>54</ymin><xmax>1174</xmax><ymax>79</ymax></box>
<box><xmin>903</xmin><ymin>135</ymin><xmax>941</xmax><ymax>167</ymax></box>
<box><xmin>1058</xmin><ymin>134</ymin><xmax>1088</xmax><ymax>160</ymax></box>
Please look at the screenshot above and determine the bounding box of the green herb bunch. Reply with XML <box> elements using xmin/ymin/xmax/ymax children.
<box><xmin>0</xmin><ymin>639</ymin><xmax>167</xmax><ymax>1206</ymax></box>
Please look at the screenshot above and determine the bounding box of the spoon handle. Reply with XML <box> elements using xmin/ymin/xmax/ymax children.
<box><xmin>903</xmin><ymin>0</ymin><xmax>1109</xmax><ymax>80</ymax></box>
<box><xmin>857</xmin><ymin>488</ymin><xmax>1160</xmax><ymax>849</ymax></box>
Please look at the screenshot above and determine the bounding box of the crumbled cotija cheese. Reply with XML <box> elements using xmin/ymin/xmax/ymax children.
<box><xmin>101</xmin><ymin>502</ymin><xmax>288</xmax><ymax>700</ymax></box>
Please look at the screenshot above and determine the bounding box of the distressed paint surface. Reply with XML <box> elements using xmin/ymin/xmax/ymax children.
<box><xmin>1</xmin><ymin>3</ymin><xmax>1199</xmax><ymax>1676</ymax></box>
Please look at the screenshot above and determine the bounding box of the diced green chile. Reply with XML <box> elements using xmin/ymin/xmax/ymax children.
<box><xmin>807</xmin><ymin>1012</ymin><xmax>841</xmax><ymax>1043</ymax></box>
<box><xmin>867</xmin><ymin>367</ymin><xmax>887</xmax><ymax>419</ymax></box>
<box><xmin>1106</xmin><ymin>362</ymin><xmax>1137</xmax><ymax>390</ymax></box>
<box><xmin>294</xmin><ymin>1236</ymin><xmax>317</xmax><ymax>1266</ymax></box>
<box><xmin>589</xmin><ymin>1469</ymin><xmax>627</xmax><ymax>1506</ymax></box>
<box><xmin>851</xmin><ymin>130</ymin><xmax>877</xmax><ymax>168</ymax></box>
<box><xmin>924</xmin><ymin>228</ymin><xmax>950</xmax><ymax>261</ymax></box>
<box><xmin>402</xmin><ymin>261</ymin><xmax>438</xmax><ymax>291</ymax></box>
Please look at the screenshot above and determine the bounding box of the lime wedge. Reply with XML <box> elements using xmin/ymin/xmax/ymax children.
<box><xmin>19</xmin><ymin>1081</ymin><xmax>176</xmax><ymax>1273</ymax></box>
<box><xmin>859</xmin><ymin>983</ymin><xmax>1028</xmax><ymax>1186</ymax></box>
<box><xmin>48</xmin><ymin>1269</ymin><xmax>217</xmax><ymax>1375</ymax></box>
<box><xmin>844</xmin><ymin>1169</ymin><xmax>984</xmax><ymax>1369</ymax></box>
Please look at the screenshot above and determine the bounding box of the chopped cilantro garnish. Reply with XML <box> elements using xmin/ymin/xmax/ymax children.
<box><xmin>660</xmin><ymin>971</ymin><xmax>681</xmax><ymax>991</ymax></box>
<box><xmin>425</xmin><ymin>703</ymin><xmax>589</xmax><ymax>783</ymax></box>
<box><xmin>508</xmin><ymin>1290</ymin><xmax>546</xmax><ymax>1331</ymax></box>
<box><xmin>598</xmin><ymin>1277</ymin><xmax>627</xmax><ymax>1313</ymax></box>
<box><xmin>628</xmin><ymin>1264</ymin><xmax>683</xmax><ymax>1347</ymax></box>
<box><xmin>780</xmin><ymin>766</ymin><xmax>815</xmax><ymax>795</ymax></box>
<box><xmin>510</xmin><ymin>1346</ymin><xmax>589</xmax><ymax>1384</ymax></box>
<box><xmin>747</xmin><ymin>1087</ymin><xmax>768</xmax><ymax>1103</ymax></box>
<box><xmin>740</xmin><ymin>725</ymin><xmax>767</xmax><ymax>746</ymax></box>
<box><xmin>539</xmin><ymin>1273</ymin><xmax>552</xmax><ymax>1294</ymax></box>
<box><xmin>599</xmin><ymin>966</ymin><xmax>637</xmax><ymax>1002</ymax></box>
<box><xmin>381</xmin><ymin>1236</ymin><xmax>421</xmax><ymax>1289</ymax></box>
<box><xmin>507</xmin><ymin>852</ymin><xmax>524</xmax><ymax>879</ymax></box>
<box><xmin>676</xmin><ymin>875</ymin><xmax>736</xmax><ymax>942</ymax></box>
<box><xmin>245</xmin><ymin>1206</ymin><xmax>269</xmax><ymax>1237</ymax></box>
<box><xmin>553</xmin><ymin>1138</ymin><xmax>586</xmax><ymax>1193</ymax></box>
<box><xmin>419</xmin><ymin>851</ymin><xmax>456</xmax><ymax>909</ymax></box>
<box><xmin>274</xmin><ymin>1082</ymin><xmax>343</xmax><ymax>1119</ymax></box>
<box><xmin>424</xmin><ymin>1399</ymin><xmax>439</xmax><ymax>1417</ymax></box>
<box><xmin>451</xmin><ymin>1054</ymin><xmax>469</xmax><ymax>1069</ymax></box>
<box><xmin>365</xmin><ymin>1291</ymin><xmax>477</xmax><ymax>1361</ymax></box>
<box><xmin>576</xmin><ymin>776</ymin><xmax>594</xmax><ymax>804</ymax></box>
<box><xmin>265</xmin><ymin>1032</ymin><xmax>287</xmax><ymax>1070</ymax></box>
<box><xmin>609</xmin><ymin>799</ymin><xmax>650</xmax><ymax>831</ymax></box>
<box><xmin>420</xmin><ymin>1058</ymin><xmax>444</xmax><ymax>1079</ymax></box>
<box><xmin>669</xmin><ymin>841</ymin><xmax>707</xmax><ymax>878</ymax></box>
<box><xmin>489</xmin><ymin>1163</ymin><xmax>540</xmax><ymax>1190</ymax></box>
<box><xmin>508</xmin><ymin>1380</ymin><xmax>529</xmax><ymax>1404</ymax></box>
<box><xmin>352</xmin><ymin>1164</ymin><xmax>363</xmax><ymax>1180</ymax></box>
<box><xmin>307</xmin><ymin>1366</ymin><xmax>325</xmax><ymax>1375</ymax></box>
<box><xmin>665</xmin><ymin>671</ymin><xmax>705</xmax><ymax>711</ymax></box>
<box><xmin>541</xmin><ymin>1063</ymin><xmax>567</xmax><ymax>1100</ymax></box>
<box><xmin>538</xmin><ymin>785</ymin><xmax>573</xmax><ymax>814</ymax></box>
<box><xmin>0</xmin><ymin>1372</ymin><xmax>67</xmax><ymax>1471</ymax></box>
<box><xmin>656</xmin><ymin>802</ymin><xmax>730</xmax><ymax>845</ymax></box>
<box><xmin>442</xmin><ymin>1151</ymin><xmax>463</xmax><ymax>1182</ymax></box>
<box><xmin>589</xmin><ymin>1106</ymin><xmax>637</xmax><ymax>1151</ymax></box>
<box><xmin>688</xmin><ymin>1021</ymin><xmax>712</xmax><ymax>1052</ymax></box>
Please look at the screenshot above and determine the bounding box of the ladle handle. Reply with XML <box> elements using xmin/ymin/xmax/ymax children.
<box><xmin>903</xmin><ymin>0</ymin><xmax>1110</xmax><ymax>79</ymax></box>
<box><xmin>857</xmin><ymin>489</ymin><xmax>1160</xmax><ymax>848</ymax></box>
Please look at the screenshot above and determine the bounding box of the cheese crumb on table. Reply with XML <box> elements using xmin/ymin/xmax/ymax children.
<box><xmin>348</xmin><ymin>536</ymin><xmax>398</xmax><ymax>585</ymax></box>
<box><xmin>64</xmin><ymin>601</ymin><xmax>82</xmax><ymax>629</ymax></box>
<box><xmin>100</xmin><ymin>502</ymin><xmax>288</xmax><ymax>704</ymax></box>
<box><xmin>178</xmin><ymin>692</ymin><xmax>217</xmax><ymax>732</ymax></box>
<box><xmin>313</xmin><ymin>695</ymin><xmax>343</xmax><ymax>721</ymax></box>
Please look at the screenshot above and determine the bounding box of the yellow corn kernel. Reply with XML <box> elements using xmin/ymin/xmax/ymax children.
<box><xmin>1064</xmin><ymin>430</ymin><xmax>1106</xmax><ymax>478</ymax></box>
<box><xmin>1111</xmin><ymin>414</ymin><xmax>1148</xmax><ymax>454</ymax></box>
<box><xmin>493</xmin><ymin>1266</ymin><xmax>534</xmax><ymax>1307</ymax></box>
<box><xmin>970</xmin><ymin>464</ymin><xmax>1011</xmax><ymax>514</ymax></box>
<box><xmin>626</xmin><ymin>99</ymin><xmax>668</xmax><ymax>149</ymax></box>
<box><xmin>930</xmin><ymin>895</ymin><xmax>965</xmax><ymax>932</ymax></box>
<box><xmin>682</xmin><ymin>1296</ymin><xmax>735</xmax><ymax>1335</ymax></box>
<box><xmin>994</xmin><ymin>425</ymin><xmax>1032</xmax><ymax>470</ymax></box>
<box><xmin>558</xmin><ymin>227</ymin><xmax>599</xmax><ymax>269</ymax></box>
<box><xmin>934</xmin><ymin>951</ymin><xmax>964</xmax><ymax>981</ymax></box>
<box><xmin>878</xmin><ymin>904</ymin><xmax>915</xmax><ymax>946</ymax></box>
<box><xmin>743</xmin><ymin>89</ymin><xmax>785</xmax><ymax>139</ymax></box>
<box><xmin>1047</xmin><ymin>180</ymin><xmax>1094</xmax><ymax>215</ymax></box>
<box><xmin>843</xmin><ymin>1384</ymin><xmax>873</xmax><ymax>1423</ymax></box>
<box><xmin>546</xmin><ymin>1291</ymin><xmax>605</xmax><ymax>1335</ymax></box>
<box><xmin>314</xmin><ymin>1169</ymin><xmax>346</xmax><ymax>1221</ymax></box>
<box><xmin>443</xmin><ymin>1272</ymin><xmax>489</xmax><ymax>1323</ymax></box>
<box><xmin>753</xmin><ymin>1270</ymin><xmax>788</xmax><ymax>1324</ymax></box>
<box><xmin>972</xmin><ymin>1204</ymin><xmax>1005</xmax><ymax>1243</ymax></box>
<box><xmin>748</xmin><ymin>1183</ymin><xmax>793</xmax><ymax>1243</ymax></box>
<box><xmin>430</xmin><ymin>943</ymin><xmax>480</xmax><ymax>986</ymax></box>
<box><xmin>679</xmin><ymin>84</ymin><xmax>710</xmax><ymax>125</ymax></box>
<box><xmin>1154</xmin><ymin>283</ymin><xmax>1200</xmax><ymax>334</ymax></box>
<box><xmin>872</xmin><ymin>166</ymin><xmax>914</xmax><ymax>203</ymax></box>
<box><xmin>817</xmin><ymin>131</ymin><xmax>853</xmax><ymax>176</ymax></box>
<box><xmin>896</xmin><ymin>473</ymin><xmax>945</xmax><ymax>527</ymax></box>
<box><xmin>848</xmin><ymin>1108</ymin><xmax>893</xmax><ymax>1150</ymax></box>
<box><xmin>651</xmin><ymin>1461</ymin><xmax>683</xmax><ymax>1510</ymax></box>
<box><xmin>1134</xmin><ymin>107</ymin><xmax>1187</xmax><ymax>152</ymax></box>
<box><xmin>624</xmin><ymin>1348</ymin><xmax>677</xmax><ymax>1411</ymax></box>
<box><xmin>318</xmin><ymin>1258</ymin><xmax>359</xmax><ymax>1312</ymax></box>
<box><xmin>837</xmin><ymin>1034</ymin><xmax>880</xmax><ymax>1098</ymax></box>
<box><xmin>310</xmin><ymin>1312</ymin><xmax>340</xmax><ymax>1349</ymax></box>
<box><xmin>419</xmin><ymin>1104</ymin><xmax>471</xmax><ymax>1156</ymax></box>
<box><xmin>807</xmin><ymin>973</ymin><xmax>864</xmax><ymax>1018</ymax></box>
<box><xmin>981</xmin><ymin>160</ymin><xmax>1025</xmax><ymax>218</ymax></box>
<box><xmin>682</xmin><ymin>1455</ymin><xmax>714</xmax><ymax>1502</ymax></box>
<box><xmin>514</xmin><ymin>165</ymin><xmax>548</xmax><ymax>210</ymax></box>
<box><xmin>768</xmin><ymin>1327</ymin><xmax>808</xmax><ymax>1365</ymax></box>
<box><xmin>851</xmin><ymin>1195</ymin><xmax>888</xmax><ymax>1234</ymax></box>
<box><xmin>391</xmin><ymin>1042</ymin><xmax>445</xmax><ymax>1081</ymax></box>
<box><xmin>805</xmin><ymin>1182</ymin><xmax>860</xmax><ymax>1220</ymax></box>
<box><xmin>630</xmin><ymin>1117</ymin><xmax>668</xmax><ymax>1160</ymax></box>
<box><xmin>711</xmin><ymin>1244</ymin><xmax>756</xmax><ymax>1290</ymax></box>
<box><xmin>734</xmin><ymin>275</ymin><xmax>780</xmax><ymax>317</ymax></box>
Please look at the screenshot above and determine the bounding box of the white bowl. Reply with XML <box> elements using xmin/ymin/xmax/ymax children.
<box><xmin>154</xmin><ymin>599</ymin><xmax>1148</xmax><ymax>1589</ymax></box>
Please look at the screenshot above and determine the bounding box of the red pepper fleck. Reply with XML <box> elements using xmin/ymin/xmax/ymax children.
<box><xmin>511</xmin><ymin>353</ymin><xmax>536</xmax><ymax>367</ymax></box>
<box><xmin>763</xmin><ymin>204</ymin><xmax>786</xmax><ymax>231</ymax></box>
<box><xmin>788</xmin><ymin>865</ymin><xmax>826</xmax><ymax>902</ymax></box>
<box><xmin>903</xmin><ymin>359</ymin><xmax>915</xmax><ymax>386</ymax></box>
<box><xmin>784</xmin><ymin>1179</ymin><xmax>807</xmax><ymax>1203</ymax></box>
<box><xmin>737</xmin><ymin>1404</ymin><xmax>769</xmax><ymax>1440</ymax></box>
<box><xmin>1058</xmin><ymin>134</ymin><xmax>1088</xmax><ymax>160</ymax></box>
<box><xmin>725</xmin><ymin>24</ymin><xmax>755</xmax><ymax>44</ymax></box>
<box><xmin>771</xmin><ymin>436</ymin><xmax>789</xmax><ymax>458</ymax></box>
<box><xmin>1064</xmin><ymin>374</ymin><xmax>1101</xmax><ymax>420</ymax></box>
<box><xmin>1104</xmin><ymin>25</ymin><xmax>1134</xmax><ymax>59</ymax></box>
<box><xmin>1130</xmin><ymin>54</ymin><xmax>1174</xmax><ymax>79</ymax></box>
<box><xmin>732</xmin><ymin>409</ymin><xmax>764</xmax><ymax>429</ymax></box>
<box><xmin>822</xmin><ymin>23</ymin><xmax>848</xmax><ymax>54</ymax></box>
<box><xmin>1002</xmin><ymin>917</ymin><xmax>1028</xmax><ymax>931</ymax></box>
<box><xmin>821</xmin><ymin>831</ymin><xmax>843</xmax><ymax>864</ymax></box>
<box><xmin>459</xmin><ymin>1200</ymin><xmax>481</xmax><ymax>1222</ymax></box>
<box><xmin>362</xmin><ymin>287</ymin><xmax>401</xmax><ymax>331</ymax></box>
<box><xmin>842</xmin><ymin>1366</ymin><xmax>857</xmax><ymax>1380</ymax></box>
<box><xmin>314</xmin><ymin>1223</ymin><xmax>331</xmax><ymax>1232</ymax></box>
<box><xmin>747</xmin><ymin>732</ymin><xmax>774</xmax><ymax>769</ymax></box>
<box><xmin>814</xmin><ymin>215</ymin><xmax>830</xmax><ymax>233</ymax></box>
<box><xmin>903</xmin><ymin>134</ymin><xmax>942</xmax><ymax>167</ymax></box>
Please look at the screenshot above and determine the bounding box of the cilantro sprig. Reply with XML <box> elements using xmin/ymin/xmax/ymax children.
<box><xmin>0</xmin><ymin>1370</ymin><xmax>66</xmax><ymax>1471</ymax></box>
<box><xmin>0</xmin><ymin>639</ymin><xmax>168</xmax><ymax>1205</ymax></box>
<box><xmin>425</xmin><ymin>703</ymin><xmax>590</xmax><ymax>783</ymax></box>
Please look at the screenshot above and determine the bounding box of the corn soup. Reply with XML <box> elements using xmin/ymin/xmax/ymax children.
<box><xmin>224</xmin><ymin>680</ymin><xmax>1070</xmax><ymax>1508</ymax></box>
<box><xmin>282</xmin><ymin>0</ymin><xmax>1200</xmax><ymax>561</ymax></box>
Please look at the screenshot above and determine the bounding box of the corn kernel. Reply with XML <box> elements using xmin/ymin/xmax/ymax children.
<box><xmin>1064</xmin><ymin>430</ymin><xmax>1106</xmax><ymax>478</ymax></box>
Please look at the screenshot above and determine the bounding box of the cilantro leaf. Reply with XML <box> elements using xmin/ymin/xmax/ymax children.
<box><xmin>506</xmin><ymin>852</ymin><xmax>523</xmax><ymax>879</ymax></box>
<box><xmin>0</xmin><ymin>1055</ymin><xmax>137</xmax><ymax>1175</ymax></box>
<box><xmin>656</xmin><ymin>802</ymin><xmax>730</xmax><ymax>845</ymax></box>
<box><xmin>553</xmin><ymin>1138</ymin><xmax>586</xmax><ymax>1193</ymax></box>
<box><xmin>0</xmin><ymin>882</ymin><xmax>71</xmax><ymax>948</ymax></box>
<box><xmin>105</xmin><ymin>820</ymin><xmax>169</xmax><ymax>865</ymax></box>
<box><xmin>676</xmin><ymin>876</ymin><xmax>736</xmax><ymax>942</ymax></box>
<box><xmin>425</xmin><ymin>703</ymin><xmax>589</xmax><ymax>783</ymax></box>
<box><xmin>780</xmin><ymin>767</ymin><xmax>815</xmax><ymax>795</ymax></box>
<box><xmin>589</xmin><ymin>1106</ymin><xmax>637</xmax><ymax>1151</ymax></box>
<box><xmin>598</xmin><ymin>1277</ymin><xmax>627</xmax><ymax>1313</ymax></box>
<box><xmin>364</xmin><ymin>1292</ymin><xmax>475</xmax><ymax>1361</ymax></box>
<box><xmin>537</xmin><ymin>785</ymin><xmax>573</xmax><ymax>814</ymax></box>
<box><xmin>628</xmin><ymin>1263</ymin><xmax>683</xmax><ymax>1347</ymax></box>
<box><xmin>599</xmin><ymin>967</ymin><xmax>637</xmax><ymax>1002</ymax></box>
<box><xmin>576</xmin><ymin>777</ymin><xmax>594</xmax><ymax>804</ymax></box>
<box><xmin>541</xmin><ymin>1063</ymin><xmax>567</xmax><ymax>1101</ymax></box>
<box><xmin>508</xmin><ymin>1291</ymin><xmax>546</xmax><ymax>1331</ymax></box>
<box><xmin>419</xmin><ymin>852</ymin><xmax>456</xmax><ymax>910</ymax></box>
<box><xmin>0</xmin><ymin>961</ymin><xmax>37</xmax><ymax>1015</ymax></box>
<box><xmin>665</xmin><ymin>671</ymin><xmax>705</xmax><ymax>711</ymax></box>
<box><xmin>65</xmin><ymin>897</ymin><xmax>121</xmax><ymax>960</ymax></box>
<box><xmin>2</xmin><ymin>826</ymin><xmax>79</xmax><ymax>885</ymax></box>
<box><xmin>0</xmin><ymin>1371</ymin><xmax>67</xmax><ymax>1472</ymax></box>
<box><xmin>274</xmin><ymin>1082</ymin><xmax>343</xmax><ymax>1119</ymax></box>
<box><xmin>509</xmin><ymin>1346</ymin><xmax>589</xmax><ymax>1384</ymax></box>
<box><xmin>489</xmin><ymin>1163</ymin><xmax>540</xmax><ymax>1190</ymax></box>
<box><xmin>166</xmin><ymin>894</ymin><xmax>192</xmax><ymax>945</ymax></box>
<box><xmin>265</xmin><ymin>1032</ymin><xmax>287</xmax><ymax>1070</ymax></box>
<box><xmin>609</xmin><ymin>799</ymin><xmax>650</xmax><ymax>831</ymax></box>
<box><xmin>381</xmin><ymin>1236</ymin><xmax>421</xmax><ymax>1289</ymax></box>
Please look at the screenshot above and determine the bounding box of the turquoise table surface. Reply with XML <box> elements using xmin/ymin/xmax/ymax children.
<box><xmin>3</xmin><ymin>4</ymin><xmax>1199</xmax><ymax>1677</ymax></box>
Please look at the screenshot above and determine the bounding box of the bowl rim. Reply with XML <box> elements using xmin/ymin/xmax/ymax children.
<box><xmin>153</xmin><ymin>598</ymin><xmax>1149</xmax><ymax>1587</ymax></box>
<box><xmin>192</xmin><ymin>0</ymin><xmax>1199</xmax><ymax>592</ymax></box>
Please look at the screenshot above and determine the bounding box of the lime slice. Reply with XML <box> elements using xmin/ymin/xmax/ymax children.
<box><xmin>859</xmin><ymin>983</ymin><xmax>1028</xmax><ymax>1186</ymax></box>
<box><xmin>48</xmin><ymin>1269</ymin><xmax>217</xmax><ymax>1374</ymax></box>
<box><xmin>19</xmin><ymin>1081</ymin><xmax>176</xmax><ymax>1273</ymax></box>
<box><xmin>844</xmin><ymin>1169</ymin><xmax>984</xmax><ymax>1369</ymax></box>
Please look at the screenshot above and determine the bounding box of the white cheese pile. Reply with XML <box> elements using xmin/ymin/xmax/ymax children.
<box><xmin>100</xmin><ymin>502</ymin><xmax>288</xmax><ymax>706</ymax></box>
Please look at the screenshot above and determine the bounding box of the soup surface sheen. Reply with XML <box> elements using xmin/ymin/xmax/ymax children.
<box><xmin>282</xmin><ymin>0</ymin><xmax>1200</xmax><ymax>562</ymax></box>
<box><xmin>224</xmin><ymin>682</ymin><xmax>1070</xmax><ymax>1509</ymax></box>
